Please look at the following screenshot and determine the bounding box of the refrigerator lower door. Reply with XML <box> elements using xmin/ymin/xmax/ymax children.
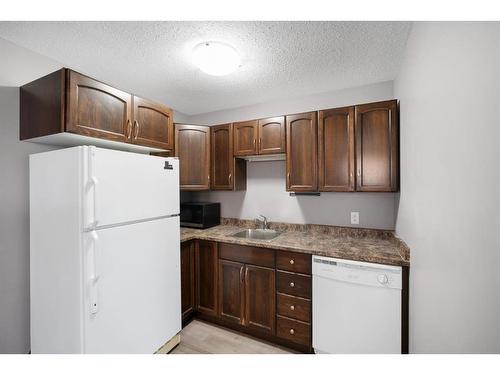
<box><xmin>83</xmin><ymin>216</ymin><xmax>180</xmax><ymax>353</ymax></box>
<box><xmin>84</xmin><ymin>146</ymin><xmax>179</xmax><ymax>229</ymax></box>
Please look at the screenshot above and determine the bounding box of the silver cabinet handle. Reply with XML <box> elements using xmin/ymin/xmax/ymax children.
<box><xmin>289</xmin><ymin>282</ymin><xmax>295</xmax><ymax>287</ymax></box>
<box><xmin>134</xmin><ymin>120</ymin><xmax>140</xmax><ymax>139</ymax></box>
<box><xmin>289</xmin><ymin>259</ymin><xmax>295</xmax><ymax>265</ymax></box>
<box><xmin>289</xmin><ymin>329</ymin><xmax>295</xmax><ymax>335</ymax></box>
<box><xmin>290</xmin><ymin>305</ymin><xmax>295</xmax><ymax>311</ymax></box>
<box><xmin>228</xmin><ymin>173</ymin><xmax>232</xmax><ymax>184</ymax></box>
<box><xmin>126</xmin><ymin>119</ymin><xmax>132</xmax><ymax>139</ymax></box>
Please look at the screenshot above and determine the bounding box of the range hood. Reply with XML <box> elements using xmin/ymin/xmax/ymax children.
<box><xmin>237</xmin><ymin>154</ymin><xmax>286</xmax><ymax>162</ymax></box>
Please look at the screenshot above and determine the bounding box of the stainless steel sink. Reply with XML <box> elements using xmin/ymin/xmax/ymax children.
<box><xmin>231</xmin><ymin>229</ymin><xmax>281</xmax><ymax>241</ymax></box>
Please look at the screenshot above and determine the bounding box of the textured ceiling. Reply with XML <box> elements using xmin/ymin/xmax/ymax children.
<box><xmin>0</xmin><ymin>22</ymin><xmax>411</xmax><ymax>115</ymax></box>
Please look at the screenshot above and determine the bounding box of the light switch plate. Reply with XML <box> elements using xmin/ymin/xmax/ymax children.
<box><xmin>350</xmin><ymin>211</ymin><xmax>360</xmax><ymax>225</ymax></box>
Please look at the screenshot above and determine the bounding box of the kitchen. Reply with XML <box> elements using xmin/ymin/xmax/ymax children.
<box><xmin>0</xmin><ymin>3</ymin><xmax>499</xmax><ymax>374</ymax></box>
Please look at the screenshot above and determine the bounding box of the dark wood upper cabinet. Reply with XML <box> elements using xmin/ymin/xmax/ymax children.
<box><xmin>211</xmin><ymin>124</ymin><xmax>246</xmax><ymax>191</ymax></box>
<box><xmin>257</xmin><ymin>116</ymin><xmax>285</xmax><ymax>154</ymax></box>
<box><xmin>66</xmin><ymin>70</ymin><xmax>132</xmax><ymax>143</ymax></box>
<box><xmin>218</xmin><ymin>259</ymin><xmax>245</xmax><ymax>325</ymax></box>
<box><xmin>355</xmin><ymin>100</ymin><xmax>399</xmax><ymax>192</ymax></box>
<box><xmin>233</xmin><ymin>120</ymin><xmax>258</xmax><ymax>156</ymax></box>
<box><xmin>244</xmin><ymin>264</ymin><xmax>276</xmax><ymax>334</ymax></box>
<box><xmin>20</xmin><ymin>68</ymin><xmax>173</xmax><ymax>151</ymax></box>
<box><xmin>175</xmin><ymin>124</ymin><xmax>210</xmax><ymax>191</ymax></box>
<box><xmin>195</xmin><ymin>240</ymin><xmax>218</xmax><ymax>317</ymax></box>
<box><xmin>318</xmin><ymin>106</ymin><xmax>355</xmax><ymax>191</ymax></box>
<box><xmin>181</xmin><ymin>241</ymin><xmax>195</xmax><ymax>323</ymax></box>
<box><xmin>285</xmin><ymin>112</ymin><xmax>318</xmax><ymax>191</ymax></box>
<box><xmin>132</xmin><ymin>96</ymin><xmax>174</xmax><ymax>150</ymax></box>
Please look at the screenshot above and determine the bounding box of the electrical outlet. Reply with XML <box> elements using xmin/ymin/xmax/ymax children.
<box><xmin>350</xmin><ymin>211</ymin><xmax>360</xmax><ymax>225</ymax></box>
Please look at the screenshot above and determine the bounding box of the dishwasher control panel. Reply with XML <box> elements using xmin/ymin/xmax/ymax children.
<box><xmin>313</xmin><ymin>256</ymin><xmax>402</xmax><ymax>290</ymax></box>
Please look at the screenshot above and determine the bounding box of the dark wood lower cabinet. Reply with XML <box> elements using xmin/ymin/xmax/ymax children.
<box><xmin>277</xmin><ymin>293</ymin><xmax>311</xmax><ymax>322</ymax></box>
<box><xmin>195</xmin><ymin>240</ymin><xmax>218</xmax><ymax>316</ymax></box>
<box><xmin>276</xmin><ymin>316</ymin><xmax>311</xmax><ymax>347</ymax></box>
<box><xmin>181</xmin><ymin>241</ymin><xmax>195</xmax><ymax>324</ymax></box>
<box><xmin>218</xmin><ymin>259</ymin><xmax>245</xmax><ymax>325</ymax></box>
<box><xmin>244</xmin><ymin>265</ymin><xmax>276</xmax><ymax>334</ymax></box>
<box><xmin>218</xmin><ymin>261</ymin><xmax>276</xmax><ymax>334</ymax></box>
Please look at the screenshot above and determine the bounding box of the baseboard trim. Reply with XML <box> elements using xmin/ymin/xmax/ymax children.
<box><xmin>156</xmin><ymin>333</ymin><xmax>181</xmax><ymax>354</ymax></box>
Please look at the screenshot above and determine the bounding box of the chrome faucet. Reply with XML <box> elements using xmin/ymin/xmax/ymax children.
<box><xmin>256</xmin><ymin>214</ymin><xmax>270</xmax><ymax>230</ymax></box>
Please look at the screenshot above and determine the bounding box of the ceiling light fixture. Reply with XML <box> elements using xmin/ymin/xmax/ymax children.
<box><xmin>192</xmin><ymin>41</ymin><xmax>241</xmax><ymax>76</ymax></box>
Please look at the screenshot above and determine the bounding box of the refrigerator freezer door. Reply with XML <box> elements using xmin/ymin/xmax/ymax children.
<box><xmin>85</xmin><ymin>146</ymin><xmax>179</xmax><ymax>229</ymax></box>
<box><xmin>83</xmin><ymin>216</ymin><xmax>181</xmax><ymax>353</ymax></box>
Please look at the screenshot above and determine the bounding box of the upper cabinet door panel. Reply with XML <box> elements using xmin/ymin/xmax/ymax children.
<box><xmin>355</xmin><ymin>100</ymin><xmax>399</xmax><ymax>192</ymax></box>
<box><xmin>132</xmin><ymin>96</ymin><xmax>174</xmax><ymax>150</ymax></box>
<box><xmin>318</xmin><ymin>107</ymin><xmax>355</xmax><ymax>191</ymax></box>
<box><xmin>66</xmin><ymin>70</ymin><xmax>132</xmax><ymax>142</ymax></box>
<box><xmin>211</xmin><ymin>124</ymin><xmax>234</xmax><ymax>190</ymax></box>
<box><xmin>175</xmin><ymin>124</ymin><xmax>210</xmax><ymax>190</ymax></box>
<box><xmin>258</xmin><ymin>116</ymin><xmax>285</xmax><ymax>154</ymax></box>
<box><xmin>285</xmin><ymin>112</ymin><xmax>318</xmax><ymax>191</ymax></box>
<box><xmin>233</xmin><ymin>120</ymin><xmax>258</xmax><ymax>156</ymax></box>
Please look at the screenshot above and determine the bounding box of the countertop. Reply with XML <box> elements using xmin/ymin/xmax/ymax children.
<box><xmin>180</xmin><ymin>219</ymin><xmax>410</xmax><ymax>267</ymax></box>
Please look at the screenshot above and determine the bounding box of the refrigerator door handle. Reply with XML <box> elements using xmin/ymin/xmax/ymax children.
<box><xmin>90</xmin><ymin>230</ymin><xmax>99</xmax><ymax>281</ymax></box>
<box><xmin>90</xmin><ymin>176</ymin><xmax>99</xmax><ymax>229</ymax></box>
<box><xmin>87</xmin><ymin>146</ymin><xmax>99</xmax><ymax>229</ymax></box>
<box><xmin>90</xmin><ymin>230</ymin><xmax>99</xmax><ymax>314</ymax></box>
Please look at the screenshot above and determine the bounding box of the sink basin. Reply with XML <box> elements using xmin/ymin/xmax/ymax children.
<box><xmin>231</xmin><ymin>229</ymin><xmax>281</xmax><ymax>241</ymax></box>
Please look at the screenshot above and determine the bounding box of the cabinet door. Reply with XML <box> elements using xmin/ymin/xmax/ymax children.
<box><xmin>211</xmin><ymin>124</ymin><xmax>234</xmax><ymax>190</ymax></box>
<box><xmin>132</xmin><ymin>96</ymin><xmax>174</xmax><ymax>150</ymax></box>
<box><xmin>181</xmin><ymin>241</ymin><xmax>195</xmax><ymax>322</ymax></box>
<box><xmin>285</xmin><ymin>112</ymin><xmax>318</xmax><ymax>191</ymax></box>
<box><xmin>218</xmin><ymin>259</ymin><xmax>245</xmax><ymax>325</ymax></box>
<box><xmin>175</xmin><ymin>124</ymin><xmax>210</xmax><ymax>190</ymax></box>
<box><xmin>244</xmin><ymin>265</ymin><xmax>276</xmax><ymax>334</ymax></box>
<box><xmin>66</xmin><ymin>70</ymin><xmax>132</xmax><ymax>142</ymax></box>
<box><xmin>355</xmin><ymin>100</ymin><xmax>399</xmax><ymax>192</ymax></box>
<box><xmin>195</xmin><ymin>240</ymin><xmax>218</xmax><ymax>316</ymax></box>
<box><xmin>233</xmin><ymin>120</ymin><xmax>258</xmax><ymax>156</ymax></box>
<box><xmin>318</xmin><ymin>107</ymin><xmax>355</xmax><ymax>191</ymax></box>
<box><xmin>258</xmin><ymin>116</ymin><xmax>285</xmax><ymax>154</ymax></box>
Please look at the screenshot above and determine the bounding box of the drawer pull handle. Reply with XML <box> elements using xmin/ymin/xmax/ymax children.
<box><xmin>289</xmin><ymin>259</ymin><xmax>295</xmax><ymax>265</ymax></box>
<box><xmin>289</xmin><ymin>329</ymin><xmax>295</xmax><ymax>335</ymax></box>
<box><xmin>290</xmin><ymin>282</ymin><xmax>295</xmax><ymax>287</ymax></box>
<box><xmin>290</xmin><ymin>305</ymin><xmax>295</xmax><ymax>311</ymax></box>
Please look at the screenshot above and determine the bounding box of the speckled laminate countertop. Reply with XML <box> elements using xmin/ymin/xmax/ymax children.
<box><xmin>180</xmin><ymin>219</ymin><xmax>409</xmax><ymax>267</ymax></box>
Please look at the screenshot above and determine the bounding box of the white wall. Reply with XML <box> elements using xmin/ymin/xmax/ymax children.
<box><xmin>195</xmin><ymin>161</ymin><xmax>396</xmax><ymax>229</ymax></box>
<box><xmin>394</xmin><ymin>22</ymin><xmax>500</xmax><ymax>353</ymax></box>
<box><xmin>189</xmin><ymin>81</ymin><xmax>397</xmax><ymax>229</ymax></box>
<box><xmin>0</xmin><ymin>88</ymin><xmax>57</xmax><ymax>353</ymax></box>
<box><xmin>187</xmin><ymin>80</ymin><xmax>394</xmax><ymax>125</ymax></box>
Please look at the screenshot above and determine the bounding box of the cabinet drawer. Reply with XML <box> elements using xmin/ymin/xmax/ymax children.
<box><xmin>277</xmin><ymin>293</ymin><xmax>311</xmax><ymax>322</ymax></box>
<box><xmin>276</xmin><ymin>251</ymin><xmax>311</xmax><ymax>274</ymax></box>
<box><xmin>276</xmin><ymin>271</ymin><xmax>311</xmax><ymax>298</ymax></box>
<box><xmin>277</xmin><ymin>316</ymin><xmax>311</xmax><ymax>347</ymax></box>
<box><xmin>219</xmin><ymin>242</ymin><xmax>275</xmax><ymax>268</ymax></box>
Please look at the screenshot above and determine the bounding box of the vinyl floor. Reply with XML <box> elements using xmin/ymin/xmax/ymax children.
<box><xmin>170</xmin><ymin>319</ymin><xmax>294</xmax><ymax>354</ymax></box>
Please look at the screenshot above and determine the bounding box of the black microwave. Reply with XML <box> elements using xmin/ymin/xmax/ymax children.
<box><xmin>180</xmin><ymin>202</ymin><xmax>220</xmax><ymax>229</ymax></box>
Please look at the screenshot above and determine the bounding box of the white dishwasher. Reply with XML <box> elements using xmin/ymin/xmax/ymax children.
<box><xmin>312</xmin><ymin>255</ymin><xmax>402</xmax><ymax>354</ymax></box>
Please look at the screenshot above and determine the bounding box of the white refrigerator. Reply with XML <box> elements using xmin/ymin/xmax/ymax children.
<box><xmin>29</xmin><ymin>146</ymin><xmax>181</xmax><ymax>353</ymax></box>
